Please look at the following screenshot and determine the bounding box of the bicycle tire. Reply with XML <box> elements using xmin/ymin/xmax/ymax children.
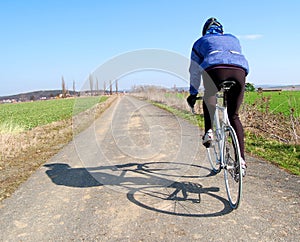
<box><xmin>223</xmin><ymin>125</ymin><xmax>242</xmax><ymax>209</ymax></box>
<box><xmin>206</xmin><ymin>118</ymin><xmax>222</xmax><ymax>174</ymax></box>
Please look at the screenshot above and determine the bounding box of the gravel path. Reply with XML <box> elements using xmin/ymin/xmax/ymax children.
<box><xmin>0</xmin><ymin>95</ymin><xmax>299</xmax><ymax>241</ymax></box>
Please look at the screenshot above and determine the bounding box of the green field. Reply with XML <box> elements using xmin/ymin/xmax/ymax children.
<box><xmin>244</xmin><ymin>91</ymin><xmax>300</xmax><ymax>117</ymax></box>
<box><xmin>164</xmin><ymin>90</ymin><xmax>300</xmax><ymax>117</ymax></box>
<box><xmin>0</xmin><ymin>96</ymin><xmax>108</xmax><ymax>131</ymax></box>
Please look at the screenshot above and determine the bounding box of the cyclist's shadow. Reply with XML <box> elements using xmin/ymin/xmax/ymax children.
<box><xmin>44</xmin><ymin>163</ymin><xmax>102</xmax><ymax>187</ymax></box>
<box><xmin>44</xmin><ymin>162</ymin><xmax>233</xmax><ymax>216</ymax></box>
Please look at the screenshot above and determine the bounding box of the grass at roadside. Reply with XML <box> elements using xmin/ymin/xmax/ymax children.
<box><xmin>151</xmin><ymin>101</ymin><xmax>300</xmax><ymax>176</ymax></box>
<box><xmin>245</xmin><ymin>132</ymin><xmax>300</xmax><ymax>175</ymax></box>
<box><xmin>152</xmin><ymin>101</ymin><xmax>204</xmax><ymax>128</ymax></box>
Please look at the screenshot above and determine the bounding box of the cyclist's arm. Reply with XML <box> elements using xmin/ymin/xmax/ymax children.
<box><xmin>189</xmin><ymin>44</ymin><xmax>203</xmax><ymax>95</ymax></box>
<box><xmin>189</xmin><ymin>60</ymin><xmax>201</xmax><ymax>95</ymax></box>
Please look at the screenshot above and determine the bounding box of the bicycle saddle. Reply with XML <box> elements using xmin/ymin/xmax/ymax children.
<box><xmin>220</xmin><ymin>80</ymin><xmax>236</xmax><ymax>90</ymax></box>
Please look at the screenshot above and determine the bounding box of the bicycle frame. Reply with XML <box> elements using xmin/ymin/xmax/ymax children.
<box><xmin>214</xmin><ymin>96</ymin><xmax>229</xmax><ymax>168</ymax></box>
<box><xmin>194</xmin><ymin>80</ymin><xmax>243</xmax><ymax>209</ymax></box>
<box><xmin>211</xmin><ymin>92</ymin><xmax>243</xmax><ymax>208</ymax></box>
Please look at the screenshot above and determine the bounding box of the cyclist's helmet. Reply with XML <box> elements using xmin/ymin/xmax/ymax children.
<box><xmin>202</xmin><ymin>17</ymin><xmax>223</xmax><ymax>36</ymax></box>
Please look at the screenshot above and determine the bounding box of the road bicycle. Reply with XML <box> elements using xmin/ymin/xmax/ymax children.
<box><xmin>192</xmin><ymin>80</ymin><xmax>242</xmax><ymax>209</ymax></box>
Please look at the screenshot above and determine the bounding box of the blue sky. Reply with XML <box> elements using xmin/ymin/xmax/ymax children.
<box><xmin>0</xmin><ymin>0</ymin><xmax>300</xmax><ymax>96</ymax></box>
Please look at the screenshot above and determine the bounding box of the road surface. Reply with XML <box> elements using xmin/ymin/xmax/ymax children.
<box><xmin>0</xmin><ymin>95</ymin><xmax>299</xmax><ymax>241</ymax></box>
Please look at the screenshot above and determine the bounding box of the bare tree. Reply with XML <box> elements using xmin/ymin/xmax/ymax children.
<box><xmin>96</xmin><ymin>78</ymin><xmax>99</xmax><ymax>96</ymax></box>
<box><xmin>62</xmin><ymin>76</ymin><xmax>67</xmax><ymax>98</ymax></box>
<box><xmin>89</xmin><ymin>74</ymin><xmax>94</xmax><ymax>96</ymax></box>
<box><xmin>73</xmin><ymin>80</ymin><xmax>76</xmax><ymax>95</ymax></box>
<box><xmin>103</xmin><ymin>81</ymin><xmax>106</xmax><ymax>95</ymax></box>
<box><xmin>115</xmin><ymin>79</ymin><xmax>118</xmax><ymax>94</ymax></box>
<box><xmin>109</xmin><ymin>80</ymin><xmax>112</xmax><ymax>95</ymax></box>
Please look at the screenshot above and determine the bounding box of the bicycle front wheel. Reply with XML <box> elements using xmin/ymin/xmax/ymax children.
<box><xmin>223</xmin><ymin>126</ymin><xmax>242</xmax><ymax>209</ymax></box>
<box><xmin>206</xmin><ymin>127</ymin><xmax>222</xmax><ymax>174</ymax></box>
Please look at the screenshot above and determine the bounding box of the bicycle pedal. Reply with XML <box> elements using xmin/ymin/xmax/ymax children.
<box><xmin>225</xmin><ymin>165</ymin><xmax>235</xmax><ymax>170</ymax></box>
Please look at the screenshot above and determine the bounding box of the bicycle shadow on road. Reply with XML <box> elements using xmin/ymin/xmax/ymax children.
<box><xmin>44</xmin><ymin>161</ymin><xmax>233</xmax><ymax>216</ymax></box>
<box><xmin>44</xmin><ymin>163</ymin><xmax>102</xmax><ymax>187</ymax></box>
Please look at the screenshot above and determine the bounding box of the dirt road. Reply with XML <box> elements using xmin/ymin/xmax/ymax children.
<box><xmin>0</xmin><ymin>96</ymin><xmax>299</xmax><ymax>241</ymax></box>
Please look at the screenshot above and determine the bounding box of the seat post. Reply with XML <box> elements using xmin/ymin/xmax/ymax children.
<box><xmin>220</xmin><ymin>80</ymin><xmax>236</xmax><ymax>107</ymax></box>
<box><xmin>223</xmin><ymin>88</ymin><xmax>229</xmax><ymax>107</ymax></box>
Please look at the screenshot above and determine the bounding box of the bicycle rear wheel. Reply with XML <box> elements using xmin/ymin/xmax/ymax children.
<box><xmin>223</xmin><ymin>125</ymin><xmax>242</xmax><ymax>209</ymax></box>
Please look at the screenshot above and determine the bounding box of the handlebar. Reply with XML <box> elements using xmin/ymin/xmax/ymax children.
<box><xmin>190</xmin><ymin>94</ymin><xmax>224</xmax><ymax>114</ymax></box>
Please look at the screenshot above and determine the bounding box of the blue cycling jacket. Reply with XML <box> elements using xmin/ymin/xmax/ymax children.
<box><xmin>189</xmin><ymin>33</ymin><xmax>249</xmax><ymax>95</ymax></box>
